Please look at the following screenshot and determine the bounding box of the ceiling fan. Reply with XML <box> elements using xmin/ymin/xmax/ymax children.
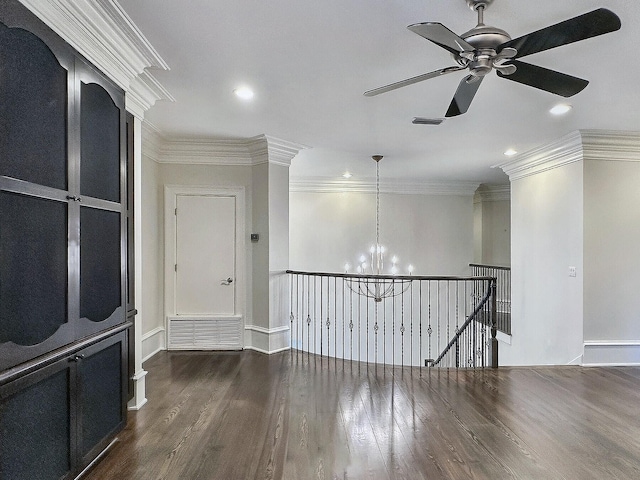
<box><xmin>364</xmin><ymin>0</ymin><xmax>621</xmax><ymax>119</ymax></box>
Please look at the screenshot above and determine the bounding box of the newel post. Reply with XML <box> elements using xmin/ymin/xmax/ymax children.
<box><xmin>490</xmin><ymin>279</ymin><xmax>498</xmax><ymax>367</ymax></box>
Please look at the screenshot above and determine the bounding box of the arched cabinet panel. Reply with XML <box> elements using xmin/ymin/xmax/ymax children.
<box><xmin>80</xmin><ymin>82</ymin><xmax>121</xmax><ymax>203</ymax></box>
<box><xmin>0</xmin><ymin>22</ymin><xmax>68</xmax><ymax>190</ymax></box>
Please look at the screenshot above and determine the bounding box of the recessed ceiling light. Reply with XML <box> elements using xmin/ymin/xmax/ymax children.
<box><xmin>504</xmin><ymin>148</ymin><xmax>518</xmax><ymax>157</ymax></box>
<box><xmin>342</xmin><ymin>171</ymin><xmax>352</xmax><ymax>179</ymax></box>
<box><xmin>549</xmin><ymin>103</ymin><xmax>572</xmax><ymax>116</ymax></box>
<box><xmin>233</xmin><ymin>86</ymin><xmax>254</xmax><ymax>100</ymax></box>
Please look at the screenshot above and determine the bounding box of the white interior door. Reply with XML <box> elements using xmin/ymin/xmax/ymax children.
<box><xmin>175</xmin><ymin>195</ymin><xmax>236</xmax><ymax>315</ymax></box>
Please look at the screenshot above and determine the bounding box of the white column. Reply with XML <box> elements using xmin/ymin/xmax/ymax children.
<box><xmin>128</xmin><ymin>115</ymin><xmax>148</xmax><ymax>410</ymax></box>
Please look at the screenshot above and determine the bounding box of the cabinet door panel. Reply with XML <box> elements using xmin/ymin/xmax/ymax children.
<box><xmin>80</xmin><ymin>82</ymin><xmax>120</xmax><ymax>203</ymax></box>
<box><xmin>80</xmin><ymin>207</ymin><xmax>121</xmax><ymax>323</ymax></box>
<box><xmin>0</xmin><ymin>191</ymin><xmax>68</xmax><ymax>346</ymax></box>
<box><xmin>0</xmin><ymin>21</ymin><xmax>67</xmax><ymax>190</ymax></box>
<box><xmin>77</xmin><ymin>333</ymin><xmax>126</xmax><ymax>463</ymax></box>
<box><xmin>0</xmin><ymin>362</ymin><xmax>73</xmax><ymax>480</ymax></box>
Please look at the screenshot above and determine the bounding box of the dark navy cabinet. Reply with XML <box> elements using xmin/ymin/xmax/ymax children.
<box><xmin>0</xmin><ymin>1</ymin><xmax>132</xmax><ymax>478</ymax></box>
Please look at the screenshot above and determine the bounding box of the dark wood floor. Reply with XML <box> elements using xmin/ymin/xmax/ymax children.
<box><xmin>85</xmin><ymin>351</ymin><xmax>640</xmax><ymax>480</ymax></box>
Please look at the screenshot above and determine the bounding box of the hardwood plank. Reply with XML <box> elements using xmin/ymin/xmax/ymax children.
<box><xmin>83</xmin><ymin>351</ymin><xmax>640</xmax><ymax>480</ymax></box>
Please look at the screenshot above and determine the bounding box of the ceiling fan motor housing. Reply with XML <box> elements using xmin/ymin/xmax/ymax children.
<box><xmin>461</xmin><ymin>24</ymin><xmax>511</xmax><ymax>49</ymax></box>
<box><xmin>459</xmin><ymin>25</ymin><xmax>512</xmax><ymax>76</ymax></box>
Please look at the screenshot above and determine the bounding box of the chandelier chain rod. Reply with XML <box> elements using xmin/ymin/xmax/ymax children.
<box><xmin>376</xmin><ymin>159</ymin><xmax>380</xmax><ymax>251</ymax></box>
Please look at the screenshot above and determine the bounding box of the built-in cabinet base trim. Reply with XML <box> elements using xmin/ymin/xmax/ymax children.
<box><xmin>127</xmin><ymin>369</ymin><xmax>148</xmax><ymax>411</ymax></box>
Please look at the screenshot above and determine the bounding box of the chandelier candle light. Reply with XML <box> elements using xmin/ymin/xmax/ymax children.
<box><xmin>344</xmin><ymin>155</ymin><xmax>414</xmax><ymax>302</ymax></box>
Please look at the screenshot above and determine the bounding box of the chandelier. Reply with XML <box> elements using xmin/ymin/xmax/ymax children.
<box><xmin>344</xmin><ymin>155</ymin><xmax>413</xmax><ymax>302</ymax></box>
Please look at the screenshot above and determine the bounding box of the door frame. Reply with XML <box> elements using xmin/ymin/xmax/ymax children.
<box><xmin>164</xmin><ymin>185</ymin><xmax>246</xmax><ymax>323</ymax></box>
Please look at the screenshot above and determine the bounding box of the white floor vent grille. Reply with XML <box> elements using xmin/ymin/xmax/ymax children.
<box><xmin>167</xmin><ymin>316</ymin><xmax>243</xmax><ymax>350</ymax></box>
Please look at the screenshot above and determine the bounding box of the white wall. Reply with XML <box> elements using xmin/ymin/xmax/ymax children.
<box><xmin>139</xmin><ymin>136</ymin><xmax>301</xmax><ymax>356</ymax></box>
<box><xmin>473</xmin><ymin>186</ymin><xmax>511</xmax><ymax>266</ymax></box>
<box><xmin>268</xmin><ymin>164</ymin><xmax>291</xmax><ymax>335</ymax></box>
<box><xmin>140</xmin><ymin>158</ymin><xmax>254</xmax><ymax>357</ymax></box>
<box><xmin>583</xmin><ymin>158</ymin><xmax>640</xmax><ymax>363</ymax></box>
<box><xmin>504</xmin><ymin>161</ymin><xmax>584</xmax><ymax>366</ymax></box>
<box><xmin>290</xmin><ymin>191</ymin><xmax>474</xmax><ymax>276</ymax></box>
<box><xmin>501</xmin><ymin>130</ymin><xmax>640</xmax><ymax>366</ymax></box>
<box><xmin>482</xmin><ymin>199</ymin><xmax>511</xmax><ymax>266</ymax></box>
<box><xmin>251</xmin><ymin>162</ymin><xmax>269</xmax><ymax>331</ymax></box>
<box><xmin>141</xmin><ymin>155</ymin><xmax>162</xmax><ymax>337</ymax></box>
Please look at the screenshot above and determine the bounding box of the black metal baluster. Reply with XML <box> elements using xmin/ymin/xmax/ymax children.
<box><xmin>333</xmin><ymin>277</ymin><xmax>337</xmax><ymax>362</ymax></box>
<box><xmin>366</xmin><ymin>283</ymin><xmax>370</xmax><ymax>363</ymax></box>
<box><xmin>319</xmin><ymin>276</ymin><xmax>323</xmax><ymax>357</ymax></box>
<box><xmin>307</xmin><ymin>275</ymin><xmax>311</xmax><ymax>357</ymax></box>
<box><xmin>349</xmin><ymin>278</ymin><xmax>353</xmax><ymax>361</ymax></box>
<box><xmin>400</xmin><ymin>280</ymin><xmax>405</xmax><ymax>367</ymax></box>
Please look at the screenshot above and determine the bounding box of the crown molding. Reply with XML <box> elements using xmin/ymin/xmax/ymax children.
<box><xmin>580</xmin><ymin>130</ymin><xmax>640</xmax><ymax>163</ymax></box>
<box><xmin>126</xmin><ymin>71</ymin><xmax>175</xmax><ymax>119</ymax></box>
<box><xmin>497</xmin><ymin>130</ymin><xmax>640</xmax><ymax>181</ymax></box>
<box><xmin>251</xmin><ymin>136</ymin><xmax>309</xmax><ymax>167</ymax></box>
<box><xmin>19</xmin><ymin>0</ymin><xmax>172</xmax><ymax>114</ymax></box>
<box><xmin>290</xmin><ymin>177</ymin><xmax>479</xmax><ymax>196</ymax></box>
<box><xmin>474</xmin><ymin>184</ymin><xmax>510</xmax><ymax>203</ymax></box>
<box><xmin>149</xmin><ymin>134</ymin><xmax>307</xmax><ymax>167</ymax></box>
<box><xmin>496</xmin><ymin>131</ymin><xmax>584</xmax><ymax>181</ymax></box>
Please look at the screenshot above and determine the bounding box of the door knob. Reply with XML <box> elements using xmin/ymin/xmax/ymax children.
<box><xmin>221</xmin><ymin>277</ymin><xmax>233</xmax><ymax>285</ymax></box>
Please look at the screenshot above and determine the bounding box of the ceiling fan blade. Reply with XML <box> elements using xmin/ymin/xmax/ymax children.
<box><xmin>496</xmin><ymin>60</ymin><xmax>588</xmax><ymax>97</ymax></box>
<box><xmin>497</xmin><ymin>8</ymin><xmax>621</xmax><ymax>59</ymax></box>
<box><xmin>445</xmin><ymin>75</ymin><xmax>484</xmax><ymax>117</ymax></box>
<box><xmin>408</xmin><ymin>22</ymin><xmax>474</xmax><ymax>56</ymax></box>
<box><xmin>364</xmin><ymin>65</ymin><xmax>464</xmax><ymax>97</ymax></box>
<box><xmin>412</xmin><ymin>117</ymin><xmax>444</xmax><ymax>125</ymax></box>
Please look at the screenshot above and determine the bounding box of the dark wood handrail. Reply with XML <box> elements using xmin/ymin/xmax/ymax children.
<box><xmin>286</xmin><ymin>269</ymin><xmax>496</xmax><ymax>282</ymax></box>
<box><xmin>428</xmin><ymin>279</ymin><xmax>496</xmax><ymax>367</ymax></box>
<box><xmin>469</xmin><ymin>263</ymin><xmax>511</xmax><ymax>271</ymax></box>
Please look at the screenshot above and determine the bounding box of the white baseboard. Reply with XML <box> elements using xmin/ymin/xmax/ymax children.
<box><xmin>142</xmin><ymin>326</ymin><xmax>166</xmax><ymax>363</ymax></box>
<box><xmin>583</xmin><ymin>341</ymin><xmax>640</xmax><ymax>366</ymax></box>
<box><xmin>244</xmin><ymin>324</ymin><xmax>290</xmax><ymax>354</ymax></box>
<box><xmin>142</xmin><ymin>324</ymin><xmax>290</xmax><ymax>357</ymax></box>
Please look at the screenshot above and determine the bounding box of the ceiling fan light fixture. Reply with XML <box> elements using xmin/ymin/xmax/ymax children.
<box><xmin>233</xmin><ymin>86</ymin><xmax>254</xmax><ymax>100</ymax></box>
<box><xmin>549</xmin><ymin>103</ymin><xmax>572</xmax><ymax>116</ymax></box>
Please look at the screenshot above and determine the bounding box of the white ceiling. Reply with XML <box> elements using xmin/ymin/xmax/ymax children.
<box><xmin>117</xmin><ymin>0</ymin><xmax>640</xmax><ymax>184</ymax></box>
